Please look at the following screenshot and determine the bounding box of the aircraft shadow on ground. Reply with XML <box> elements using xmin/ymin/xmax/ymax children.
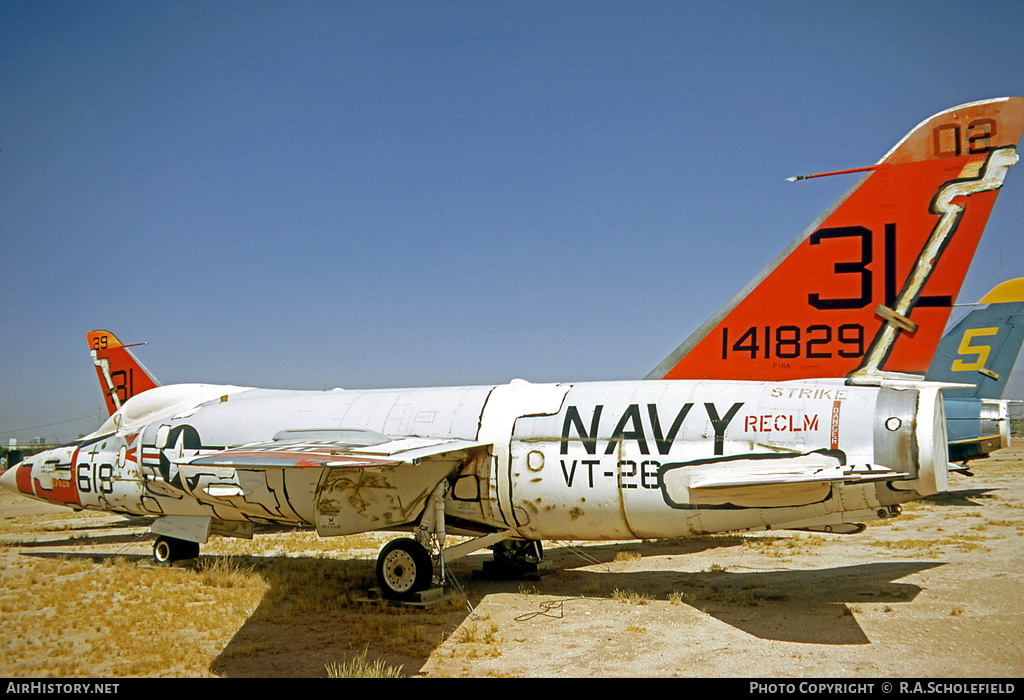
<box><xmin>19</xmin><ymin>535</ymin><xmax>944</xmax><ymax>676</ymax></box>
<box><xmin>923</xmin><ymin>488</ymin><xmax>998</xmax><ymax>507</ymax></box>
<box><xmin>506</xmin><ymin>540</ymin><xmax>943</xmax><ymax>645</ymax></box>
<box><xmin>211</xmin><ymin>538</ymin><xmax>944</xmax><ymax>673</ymax></box>
<box><xmin>549</xmin><ymin>559</ymin><xmax>942</xmax><ymax>645</ymax></box>
<box><xmin>15</xmin><ymin>533</ymin><xmax>153</xmax><ymax>549</ymax></box>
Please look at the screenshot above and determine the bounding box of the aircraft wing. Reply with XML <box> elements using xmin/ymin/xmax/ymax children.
<box><xmin>188</xmin><ymin>436</ymin><xmax>487</xmax><ymax>470</ymax></box>
<box><xmin>183</xmin><ymin>436</ymin><xmax>491</xmax><ymax>536</ymax></box>
<box><xmin>947</xmin><ymin>433</ymin><xmax>1001</xmax><ymax>446</ymax></box>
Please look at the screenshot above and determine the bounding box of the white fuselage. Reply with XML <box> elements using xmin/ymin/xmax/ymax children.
<box><xmin>2</xmin><ymin>377</ymin><xmax>948</xmax><ymax>542</ymax></box>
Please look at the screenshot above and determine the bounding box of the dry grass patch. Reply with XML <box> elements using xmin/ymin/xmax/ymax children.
<box><xmin>0</xmin><ymin>544</ymin><xmax>468</xmax><ymax>677</ymax></box>
<box><xmin>742</xmin><ymin>533</ymin><xmax>825</xmax><ymax>558</ymax></box>
<box><xmin>449</xmin><ymin>620</ymin><xmax>502</xmax><ymax>661</ymax></box>
<box><xmin>666</xmin><ymin>571</ymin><xmax>781</xmax><ymax>609</ymax></box>
<box><xmin>612</xmin><ymin>589</ymin><xmax>653</xmax><ymax>605</ymax></box>
<box><xmin>0</xmin><ymin>555</ymin><xmax>268</xmax><ymax>677</ymax></box>
<box><xmin>865</xmin><ymin>533</ymin><xmax>990</xmax><ymax>557</ymax></box>
<box><xmin>674</xmin><ymin>584</ymin><xmax>773</xmax><ymax>608</ymax></box>
<box><xmin>204</xmin><ymin>528</ymin><xmax>393</xmax><ymax>559</ymax></box>
<box><xmin>325</xmin><ymin>646</ymin><xmax>405</xmax><ymax>678</ymax></box>
<box><xmin>454</xmin><ymin>621</ymin><xmax>499</xmax><ymax>645</ymax></box>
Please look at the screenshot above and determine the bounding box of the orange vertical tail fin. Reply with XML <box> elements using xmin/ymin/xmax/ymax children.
<box><xmin>87</xmin><ymin>330</ymin><xmax>161</xmax><ymax>415</ymax></box>
<box><xmin>649</xmin><ymin>97</ymin><xmax>1024</xmax><ymax>382</ymax></box>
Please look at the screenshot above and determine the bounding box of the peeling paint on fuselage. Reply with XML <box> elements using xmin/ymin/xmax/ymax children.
<box><xmin>4</xmin><ymin>377</ymin><xmax>945</xmax><ymax>544</ymax></box>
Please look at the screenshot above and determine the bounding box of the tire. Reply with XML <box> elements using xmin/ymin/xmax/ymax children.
<box><xmin>376</xmin><ymin>538</ymin><xmax>433</xmax><ymax>601</ymax></box>
<box><xmin>494</xmin><ymin>539</ymin><xmax>543</xmax><ymax>567</ymax></box>
<box><xmin>153</xmin><ymin>536</ymin><xmax>200</xmax><ymax>565</ymax></box>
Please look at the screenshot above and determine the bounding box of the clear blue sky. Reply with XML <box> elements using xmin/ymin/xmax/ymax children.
<box><xmin>2</xmin><ymin>0</ymin><xmax>1024</xmax><ymax>441</ymax></box>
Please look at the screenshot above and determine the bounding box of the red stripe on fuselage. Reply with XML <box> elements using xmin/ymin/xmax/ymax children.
<box><xmin>15</xmin><ymin>464</ymin><xmax>34</xmax><ymax>496</ymax></box>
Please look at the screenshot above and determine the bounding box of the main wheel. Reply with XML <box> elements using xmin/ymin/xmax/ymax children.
<box><xmin>376</xmin><ymin>538</ymin><xmax>433</xmax><ymax>601</ymax></box>
<box><xmin>493</xmin><ymin>539</ymin><xmax>543</xmax><ymax>569</ymax></box>
<box><xmin>479</xmin><ymin>538</ymin><xmax>544</xmax><ymax>579</ymax></box>
<box><xmin>153</xmin><ymin>536</ymin><xmax>200</xmax><ymax>565</ymax></box>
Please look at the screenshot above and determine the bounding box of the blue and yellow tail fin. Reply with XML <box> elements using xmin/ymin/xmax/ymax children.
<box><xmin>925</xmin><ymin>279</ymin><xmax>1024</xmax><ymax>400</ymax></box>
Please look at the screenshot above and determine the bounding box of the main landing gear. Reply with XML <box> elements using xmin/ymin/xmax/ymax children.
<box><xmin>375</xmin><ymin>538</ymin><xmax>434</xmax><ymax>601</ymax></box>
<box><xmin>482</xmin><ymin>539</ymin><xmax>543</xmax><ymax>578</ymax></box>
<box><xmin>371</xmin><ymin>481</ymin><xmax>547</xmax><ymax>601</ymax></box>
<box><xmin>373</xmin><ymin>533</ymin><xmax>546</xmax><ymax>601</ymax></box>
<box><xmin>374</xmin><ymin>480</ymin><xmax>447</xmax><ymax>601</ymax></box>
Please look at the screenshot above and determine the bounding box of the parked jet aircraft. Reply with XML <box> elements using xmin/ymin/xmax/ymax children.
<box><xmin>84</xmin><ymin>286</ymin><xmax>1023</xmax><ymax>490</ymax></box>
<box><xmin>3</xmin><ymin>97</ymin><xmax>1023</xmax><ymax>600</ymax></box>
<box><xmin>925</xmin><ymin>278</ymin><xmax>1024</xmax><ymax>463</ymax></box>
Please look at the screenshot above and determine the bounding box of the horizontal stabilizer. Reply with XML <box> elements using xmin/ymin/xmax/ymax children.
<box><xmin>663</xmin><ymin>451</ymin><xmax>911</xmax><ymax>509</ymax></box>
<box><xmin>687</xmin><ymin>456</ymin><xmax>910</xmax><ymax>489</ymax></box>
<box><xmin>948</xmin><ymin>433</ymin><xmax>1004</xmax><ymax>446</ymax></box>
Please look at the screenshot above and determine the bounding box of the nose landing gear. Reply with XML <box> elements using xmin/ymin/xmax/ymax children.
<box><xmin>153</xmin><ymin>536</ymin><xmax>200</xmax><ymax>565</ymax></box>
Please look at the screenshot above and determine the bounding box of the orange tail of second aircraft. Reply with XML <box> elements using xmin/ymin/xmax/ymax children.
<box><xmin>87</xmin><ymin>329</ymin><xmax>161</xmax><ymax>415</ymax></box>
<box><xmin>649</xmin><ymin>97</ymin><xmax>1024</xmax><ymax>383</ymax></box>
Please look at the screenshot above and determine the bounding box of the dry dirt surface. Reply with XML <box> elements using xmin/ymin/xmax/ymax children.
<box><xmin>1</xmin><ymin>443</ymin><xmax>1023</xmax><ymax>679</ymax></box>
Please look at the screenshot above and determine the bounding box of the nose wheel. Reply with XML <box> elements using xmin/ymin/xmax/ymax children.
<box><xmin>375</xmin><ymin>538</ymin><xmax>433</xmax><ymax>601</ymax></box>
<box><xmin>153</xmin><ymin>536</ymin><xmax>200</xmax><ymax>565</ymax></box>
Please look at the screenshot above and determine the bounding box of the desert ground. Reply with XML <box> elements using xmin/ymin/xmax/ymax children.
<box><xmin>1</xmin><ymin>442</ymin><xmax>1022</xmax><ymax>679</ymax></box>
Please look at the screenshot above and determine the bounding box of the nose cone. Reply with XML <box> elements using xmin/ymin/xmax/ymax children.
<box><xmin>0</xmin><ymin>461</ymin><xmax>22</xmax><ymax>494</ymax></box>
